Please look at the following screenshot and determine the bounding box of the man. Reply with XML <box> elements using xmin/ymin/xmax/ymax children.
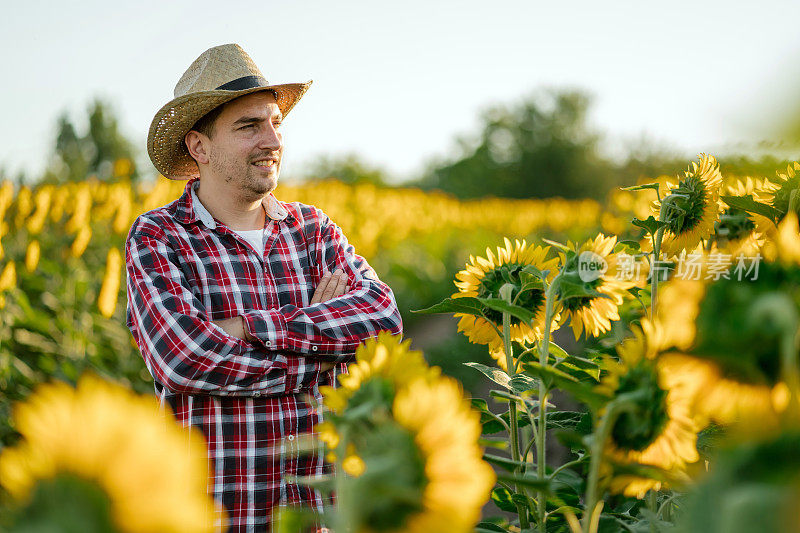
<box><xmin>125</xmin><ymin>43</ymin><xmax>402</xmax><ymax>532</ymax></box>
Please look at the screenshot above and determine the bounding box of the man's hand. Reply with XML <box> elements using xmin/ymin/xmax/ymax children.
<box><xmin>310</xmin><ymin>268</ymin><xmax>349</xmax><ymax>304</ymax></box>
<box><xmin>312</xmin><ymin>269</ymin><xmax>349</xmax><ymax>372</ymax></box>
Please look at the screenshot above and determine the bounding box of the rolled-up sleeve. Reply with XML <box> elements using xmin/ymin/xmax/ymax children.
<box><xmin>126</xmin><ymin>230</ymin><xmax>287</xmax><ymax>396</ymax></box>
<box><xmin>241</xmin><ymin>208</ymin><xmax>402</xmax><ymax>359</ymax></box>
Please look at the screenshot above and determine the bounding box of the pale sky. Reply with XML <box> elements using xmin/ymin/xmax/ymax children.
<box><xmin>3</xmin><ymin>0</ymin><xmax>800</xmax><ymax>183</ymax></box>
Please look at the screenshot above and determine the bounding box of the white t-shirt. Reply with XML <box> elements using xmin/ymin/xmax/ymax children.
<box><xmin>231</xmin><ymin>227</ymin><xmax>266</xmax><ymax>258</ymax></box>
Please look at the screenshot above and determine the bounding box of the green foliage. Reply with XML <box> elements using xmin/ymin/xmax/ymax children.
<box><xmin>301</xmin><ymin>153</ymin><xmax>389</xmax><ymax>186</ymax></box>
<box><xmin>416</xmin><ymin>90</ymin><xmax>616</xmax><ymax>200</ymax></box>
<box><xmin>45</xmin><ymin>98</ymin><xmax>140</xmax><ymax>184</ymax></box>
<box><xmin>4</xmin><ymin>474</ymin><xmax>116</xmax><ymax>533</ymax></box>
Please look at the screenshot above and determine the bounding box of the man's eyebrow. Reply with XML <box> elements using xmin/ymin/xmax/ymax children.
<box><xmin>232</xmin><ymin>113</ymin><xmax>284</xmax><ymax>126</ymax></box>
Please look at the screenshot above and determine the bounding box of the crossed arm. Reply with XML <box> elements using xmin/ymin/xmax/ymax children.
<box><xmin>125</xmin><ymin>216</ymin><xmax>402</xmax><ymax>396</ymax></box>
<box><xmin>212</xmin><ymin>269</ymin><xmax>350</xmax><ymax>371</ymax></box>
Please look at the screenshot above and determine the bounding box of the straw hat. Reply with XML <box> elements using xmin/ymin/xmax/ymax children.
<box><xmin>147</xmin><ymin>43</ymin><xmax>312</xmax><ymax>180</ymax></box>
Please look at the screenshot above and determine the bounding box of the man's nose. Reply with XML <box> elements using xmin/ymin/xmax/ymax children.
<box><xmin>257</xmin><ymin>124</ymin><xmax>282</xmax><ymax>151</ymax></box>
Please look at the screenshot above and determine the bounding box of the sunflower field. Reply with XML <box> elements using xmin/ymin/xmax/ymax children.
<box><xmin>3</xmin><ymin>154</ymin><xmax>800</xmax><ymax>532</ymax></box>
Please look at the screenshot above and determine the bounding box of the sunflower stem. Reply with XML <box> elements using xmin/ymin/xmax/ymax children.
<box><xmin>500</xmin><ymin>284</ymin><xmax>530</xmax><ymax>530</ymax></box>
<box><xmin>582</xmin><ymin>393</ymin><xmax>647</xmax><ymax>533</ymax></box>
<box><xmin>650</xmin><ymin>200</ymin><xmax>669</xmax><ymax>317</ymax></box>
<box><xmin>536</xmin><ymin>278</ymin><xmax>558</xmax><ymax>531</ymax></box>
<box><xmin>333</xmin><ymin>427</ymin><xmax>352</xmax><ymax>533</ymax></box>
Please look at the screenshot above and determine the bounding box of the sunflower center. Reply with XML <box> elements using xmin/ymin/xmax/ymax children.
<box><xmin>663</xmin><ymin>176</ymin><xmax>708</xmax><ymax>235</ymax></box>
<box><xmin>610</xmin><ymin>361</ymin><xmax>669</xmax><ymax>452</ymax></box>
<box><xmin>477</xmin><ymin>264</ymin><xmax>545</xmax><ymax>325</ymax></box>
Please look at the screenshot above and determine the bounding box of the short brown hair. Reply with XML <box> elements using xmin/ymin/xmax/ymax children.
<box><xmin>190</xmin><ymin>104</ymin><xmax>226</xmax><ymax>139</ymax></box>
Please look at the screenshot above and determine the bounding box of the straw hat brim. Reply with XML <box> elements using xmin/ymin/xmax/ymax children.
<box><xmin>147</xmin><ymin>81</ymin><xmax>311</xmax><ymax>180</ymax></box>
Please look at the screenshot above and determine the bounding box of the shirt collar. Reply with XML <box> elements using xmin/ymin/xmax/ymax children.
<box><xmin>173</xmin><ymin>178</ymin><xmax>291</xmax><ymax>229</ymax></box>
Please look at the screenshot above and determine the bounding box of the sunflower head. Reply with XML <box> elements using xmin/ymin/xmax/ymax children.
<box><xmin>713</xmin><ymin>177</ymin><xmax>773</xmax><ymax>253</ymax></box>
<box><xmin>328</xmin><ymin>376</ymin><xmax>495</xmax><ymax>533</ymax></box>
<box><xmin>655</xmin><ymin>154</ymin><xmax>724</xmax><ymax>255</ymax></box>
<box><xmin>0</xmin><ymin>374</ymin><xmax>219</xmax><ymax>532</ymax></box>
<box><xmin>656</xmin><ymin>248</ymin><xmax>800</xmax><ymax>426</ymax></box>
<box><xmin>763</xmin><ymin>162</ymin><xmax>800</xmax><ymax>229</ymax></box>
<box><xmin>602</xmin><ymin>336</ymin><xmax>671</xmax><ymax>454</ymax></box>
<box><xmin>555</xmin><ymin>233</ymin><xmax>636</xmax><ymax>340</ymax></box>
<box><xmin>390</xmin><ymin>378</ymin><xmax>496</xmax><ymax>533</ymax></box>
<box><xmin>320</xmin><ymin>332</ymin><xmax>439</xmax><ymax>415</ymax></box>
<box><xmin>598</xmin><ymin>322</ymin><xmax>701</xmax><ymax>498</ymax></box>
<box><xmin>452</xmin><ymin>238</ymin><xmax>560</xmax><ymax>368</ymax></box>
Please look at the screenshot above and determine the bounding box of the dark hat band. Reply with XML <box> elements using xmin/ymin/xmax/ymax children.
<box><xmin>215</xmin><ymin>75</ymin><xmax>269</xmax><ymax>91</ymax></box>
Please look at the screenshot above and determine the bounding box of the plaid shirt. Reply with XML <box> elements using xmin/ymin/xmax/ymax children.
<box><xmin>125</xmin><ymin>177</ymin><xmax>402</xmax><ymax>532</ymax></box>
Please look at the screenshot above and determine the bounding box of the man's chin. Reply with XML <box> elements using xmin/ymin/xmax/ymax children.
<box><xmin>246</xmin><ymin>172</ymin><xmax>278</xmax><ymax>196</ymax></box>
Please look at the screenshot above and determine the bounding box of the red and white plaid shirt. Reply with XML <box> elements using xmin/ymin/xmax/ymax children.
<box><xmin>125</xmin><ymin>177</ymin><xmax>402</xmax><ymax>532</ymax></box>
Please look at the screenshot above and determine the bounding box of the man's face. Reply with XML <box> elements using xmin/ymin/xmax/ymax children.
<box><xmin>199</xmin><ymin>91</ymin><xmax>284</xmax><ymax>199</ymax></box>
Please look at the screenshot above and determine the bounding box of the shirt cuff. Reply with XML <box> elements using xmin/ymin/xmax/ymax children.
<box><xmin>241</xmin><ymin>309</ymin><xmax>287</xmax><ymax>350</ymax></box>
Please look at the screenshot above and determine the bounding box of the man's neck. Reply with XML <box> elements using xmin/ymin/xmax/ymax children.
<box><xmin>195</xmin><ymin>179</ymin><xmax>266</xmax><ymax>231</ymax></box>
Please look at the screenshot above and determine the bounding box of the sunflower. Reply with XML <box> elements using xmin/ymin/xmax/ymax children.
<box><xmin>761</xmin><ymin>161</ymin><xmax>800</xmax><ymax>231</ymax></box>
<box><xmin>452</xmin><ymin>237</ymin><xmax>559</xmax><ymax>369</ymax></box>
<box><xmin>600</xmin><ymin>321</ymin><xmax>701</xmax><ymax>498</ymax></box>
<box><xmin>390</xmin><ymin>378</ymin><xmax>496</xmax><ymax>533</ymax></box>
<box><xmin>656</xmin><ymin>229</ymin><xmax>800</xmax><ymax>426</ymax></box>
<box><xmin>319</xmin><ymin>332</ymin><xmax>439</xmax><ymax>416</ymax></box>
<box><xmin>0</xmin><ymin>374</ymin><xmax>220</xmax><ymax>532</ymax></box>
<box><xmin>654</xmin><ymin>154</ymin><xmax>724</xmax><ymax>256</ymax></box>
<box><xmin>556</xmin><ymin>233</ymin><xmax>637</xmax><ymax>340</ymax></box>
<box><xmin>714</xmin><ymin>176</ymin><xmax>773</xmax><ymax>255</ymax></box>
<box><xmin>317</xmin><ymin>332</ymin><xmax>440</xmax><ymax>462</ymax></box>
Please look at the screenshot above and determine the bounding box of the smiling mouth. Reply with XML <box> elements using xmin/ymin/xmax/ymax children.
<box><xmin>252</xmin><ymin>159</ymin><xmax>278</xmax><ymax>170</ymax></box>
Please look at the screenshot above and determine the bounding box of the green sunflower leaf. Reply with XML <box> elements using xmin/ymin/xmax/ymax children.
<box><xmin>474</xmin><ymin>522</ymin><xmax>510</xmax><ymax>533</ymax></box>
<box><xmin>465</xmin><ymin>362</ymin><xmax>514</xmax><ymax>390</ymax></box>
<box><xmin>555</xmin><ymin>276</ymin><xmax>613</xmax><ymax>303</ymax></box>
<box><xmin>542</xmin><ymin>238</ymin><xmax>572</xmax><ymax>252</ymax></box>
<box><xmin>478</xmin><ymin>437</ymin><xmax>509</xmax><ymax>449</ymax></box>
<box><xmin>621</xmin><ymin>183</ymin><xmax>660</xmax><ymax>193</ymax></box>
<box><xmin>477</xmin><ymin>297</ymin><xmax>537</xmax><ymax>325</ymax></box>
<box><xmin>545</xmin><ymin>410</ymin><xmax>585</xmax><ymax>431</ymax></box>
<box><xmin>496</xmin><ymin>473</ymin><xmax>552</xmax><ymax>492</ymax></box>
<box><xmin>554</xmin><ymin>356</ymin><xmax>602</xmax><ymax>382</ymax></box>
<box><xmin>490</xmin><ymin>486</ymin><xmax>519</xmax><ymax>513</ymax></box>
<box><xmin>720</xmin><ymin>194</ymin><xmax>782</xmax><ymax>223</ymax></box>
<box><xmin>631</xmin><ymin>215</ymin><xmax>670</xmax><ymax>236</ymax></box>
<box><xmin>410</xmin><ymin>297</ymin><xmax>486</xmax><ymax>317</ymax></box>
<box><xmin>616</xmin><ymin>239</ymin><xmax>641</xmax><ymax>251</ymax></box>
<box><xmin>482</xmin><ymin>453</ymin><xmax>529</xmax><ymax>471</ymax></box>
<box><xmin>522</xmin><ymin>362</ymin><xmax>609</xmax><ymax>408</ymax></box>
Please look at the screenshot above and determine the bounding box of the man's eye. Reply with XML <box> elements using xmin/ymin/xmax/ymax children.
<box><xmin>273</xmin><ymin>122</ymin><xmax>282</xmax><ymax>128</ymax></box>
<box><xmin>240</xmin><ymin>124</ymin><xmax>255</xmax><ymax>130</ymax></box>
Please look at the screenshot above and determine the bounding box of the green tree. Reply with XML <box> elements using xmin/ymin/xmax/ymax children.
<box><xmin>300</xmin><ymin>152</ymin><xmax>389</xmax><ymax>186</ymax></box>
<box><xmin>46</xmin><ymin>98</ymin><xmax>139</xmax><ymax>184</ymax></box>
<box><xmin>415</xmin><ymin>90</ymin><xmax>619</xmax><ymax>200</ymax></box>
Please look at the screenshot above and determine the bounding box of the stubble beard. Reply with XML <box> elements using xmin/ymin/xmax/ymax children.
<box><xmin>210</xmin><ymin>149</ymin><xmax>278</xmax><ymax>201</ymax></box>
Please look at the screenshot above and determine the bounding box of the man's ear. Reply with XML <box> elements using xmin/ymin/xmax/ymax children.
<box><xmin>185</xmin><ymin>131</ymin><xmax>210</xmax><ymax>165</ymax></box>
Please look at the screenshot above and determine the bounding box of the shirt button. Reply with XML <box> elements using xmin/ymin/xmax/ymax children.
<box><xmin>265</xmin><ymin>340</ymin><xmax>271</xmax><ymax>347</ymax></box>
<box><xmin>311</xmin><ymin>346</ymin><xmax>318</xmax><ymax>352</ymax></box>
<box><xmin>253</xmin><ymin>391</ymin><xmax>261</xmax><ymax>397</ymax></box>
<box><xmin>287</xmin><ymin>435</ymin><xmax>295</xmax><ymax>441</ymax></box>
